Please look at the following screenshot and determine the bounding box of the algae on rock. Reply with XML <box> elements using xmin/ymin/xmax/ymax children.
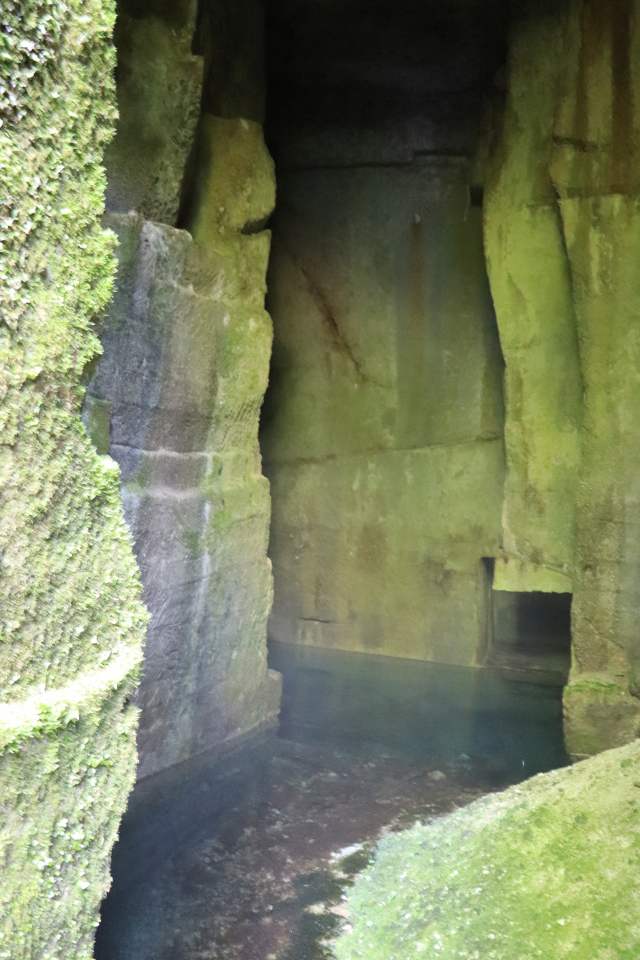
<box><xmin>105</xmin><ymin>0</ymin><xmax>203</xmax><ymax>225</ymax></box>
<box><xmin>483</xmin><ymin>5</ymin><xmax>581</xmax><ymax>595</ymax></box>
<box><xmin>90</xmin><ymin>165</ymin><xmax>280</xmax><ymax>776</ymax></box>
<box><xmin>551</xmin><ymin>0</ymin><xmax>640</xmax><ymax>758</ymax></box>
<box><xmin>484</xmin><ymin>0</ymin><xmax>640</xmax><ymax>754</ymax></box>
<box><xmin>333</xmin><ymin>740</ymin><xmax>640</xmax><ymax>960</ymax></box>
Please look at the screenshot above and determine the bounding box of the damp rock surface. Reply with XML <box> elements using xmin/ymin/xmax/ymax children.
<box><xmin>105</xmin><ymin>0</ymin><xmax>204</xmax><ymax>224</ymax></box>
<box><xmin>88</xmin><ymin>0</ymin><xmax>281</xmax><ymax>782</ymax></box>
<box><xmin>332</xmin><ymin>739</ymin><xmax>640</xmax><ymax>960</ymax></box>
<box><xmin>483</xmin><ymin>0</ymin><xmax>640</xmax><ymax>752</ymax></box>
<box><xmin>88</xmin><ymin>191</ymin><xmax>279</xmax><ymax>778</ymax></box>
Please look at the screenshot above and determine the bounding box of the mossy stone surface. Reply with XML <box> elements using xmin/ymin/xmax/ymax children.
<box><xmin>105</xmin><ymin>0</ymin><xmax>203</xmax><ymax>225</ymax></box>
<box><xmin>1</xmin><ymin>686</ymin><xmax>139</xmax><ymax>960</ymax></box>
<box><xmin>484</xmin><ymin>4</ymin><xmax>581</xmax><ymax>592</ymax></box>
<box><xmin>333</xmin><ymin>740</ymin><xmax>640</xmax><ymax>960</ymax></box>
<box><xmin>560</xmin><ymin>192</ymin><xmax>640</xmax><ymax>755</ymax></box>
<box><xmin>0</xmin><ymin>0</ymin><xmax>147</xmax><ymax>955</ymax></box>
<box><xmin>484</xmin><ymin>0</ymin><xmax>640</xmax><ymax>752</ymax></box>
<box><xmin>90</xmin><ymin>104</ymin><xmax>279</xmax><ymax>777</ymax></box>
<box><xmin>88</xmin><ymin>203</ymin><xmax>279</xmax><ymax>777</ymax></box>
<box><xmin>550</xmin><ymin>2</ymin><xmax>640</xmax><ymax>753</ymax></box>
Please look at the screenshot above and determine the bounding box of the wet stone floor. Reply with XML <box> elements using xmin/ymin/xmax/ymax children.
<box><xmin>96</xmin><ymin>737</ymin><xmax>523</xmax><ymax>960</ymax></box>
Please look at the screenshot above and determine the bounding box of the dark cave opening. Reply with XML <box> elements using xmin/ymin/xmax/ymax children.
<box><xmin>488</xmin><ymin>590</ymin><xmax>572</xmax><ymax>682</ymax></box>
<box><xmin>261</xmin><ymin>0</ymin><xmax>511</xmax><ymax>669</ymax></box>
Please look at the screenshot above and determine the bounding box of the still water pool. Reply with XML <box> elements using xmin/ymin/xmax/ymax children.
<box><xmin>96</xmin><ymin>646</ymin><xmax>567</xmax><ymax>960</ymax></box>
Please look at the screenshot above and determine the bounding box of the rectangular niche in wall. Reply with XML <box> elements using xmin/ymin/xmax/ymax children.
<box><xmin>488</xmin><ymin>589</ymin><xmax>572</xmax><ymax>685</ymax></box>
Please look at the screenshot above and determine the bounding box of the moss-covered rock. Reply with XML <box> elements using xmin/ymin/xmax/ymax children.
<box><xmin>333</xmin><ymin>740</ymin><xmax>640</xmax><ymax>960</ymax></box>
<box><xmin>105</xmin><ymin>0</ymin><xmax>203</xmax><ymax>225</ymax></box>
<box><xmin>0</xmin><ymin>0</ymin><xmax>147</xmax><ymax>955</ymax></box>
<box><xmin>560</xmin><ymin>191</ymin><xmax>640</xmax><ymax>755</ymax></box>
<box><xmin>484</xmin><ymin>0</ymin><xmax>640</xmax><ymax>753</ymax></box>
<box><xmin>1</xmin><ymin>682</ymin><xmax>139</xmax><ymax>960</ymax></box>
<box><xmin>90</xmin><ymin>82</ymin><xmax>280</xmax><ymax>776</ymax></box>
<box><xmin>550</xmin><ymin>1</ymin><xmax>640</xmax><ymax>755</ymax></box>
<box><xmin>484</xmin><ymin>4</ymin><xmax>581</xmax><ymax>593</ymax></box>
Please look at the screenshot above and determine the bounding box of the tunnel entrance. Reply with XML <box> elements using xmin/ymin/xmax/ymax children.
<box><xmin>95</xmin><ymin>2</ymin><xmax>571</xmax><ymax>959</ymax></box>
<box><xmin>488</xmin><ymin>590</ymin><xmax>572</xmax><ymax>683</ymax></box>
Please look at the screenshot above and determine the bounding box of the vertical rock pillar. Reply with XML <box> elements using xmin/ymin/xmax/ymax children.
<box><xmin>88</xmin><ymin>0</ymin><xmax>281</xmax><ymax>780</ymax></box>
<box><xmin>553</xmin><ymin>0</ymin><xmax>640</xmax><ymax>755</ymax></box>
<box><xmin>483</xmin><ymin>6</ymin><xmax>582</xmax><ymax>595</ymax></box>
<box><xmin>485</xmin><ymin>0</ymin><xmax>640</xmax><ymax>755</ymax></box>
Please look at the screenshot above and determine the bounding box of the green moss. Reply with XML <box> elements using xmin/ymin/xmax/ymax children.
<box><xmin>483</xmin><ymin>0</ymin><xmax>640</xmax><ymax>753</ymax></box>
<box><xmin>333</xmin><ymin>741</ymin><xmax>640</xmax><ymax>960</ymax></box>
<box><xmin>567</xmin><ymin>678</ymin><xmax>625</xmax><ymax>697</ymax></box>
<box><xmin>186</xmin><ymin>115</ymin><xmax>275</xmax><ymax>254</ymax></box>
<box><xmin>83</xmin><ymin>396</ymin><xmax>112</xmax><ymax>456</ymax></box>
<box><xmin>0</xmin><ymin>0</ymin><xmax>147</xmax><ymax>955</ymax></box>
<box><xmin>0</xmin><ymin>685</ymin><xmax>139</xmax><ymax>960</ymax></box>
<box><xmin>338</xmin><ymin>847</ymin><xmax>374</xmax><ymax>877</ymax></box>
<box><xmin>484</xmin><ymin>5</ymin><xmax>581</xmax><ymax>588</ymax></box>
<box><xmin>105</xmin><ymin>1</ymin><xmax>203</xmax><ymax>224</ymax></box>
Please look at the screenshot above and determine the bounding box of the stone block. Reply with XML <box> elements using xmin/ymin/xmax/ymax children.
<box><xmin>334</xmin><ymin>738</ymin><xmax>640</xmax><ymax>959</ymax></box>
<box><xmin>483</xmin><ymin>7</ymin><xmax>582</xmax><ymax>587</ymax></box>
<box><xmin>264</xmin><ymin>160</ymin><xmax>503</xmax><ymax>463</ymax></box>
<box><xmin>268</xmin><ymin>442</ymin><xmax>503</xmax><ymax>666</ymax></box>
<box><xmin>105</xmin><ymin>2</ymin><xmax>203</xmax><ymax>224</ymax></box>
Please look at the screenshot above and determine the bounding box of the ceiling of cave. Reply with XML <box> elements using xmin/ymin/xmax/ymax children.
<box><xmin>265</xmin><ymin>0</ymin><xmax>508</xmax><ymax>161</ymax></box>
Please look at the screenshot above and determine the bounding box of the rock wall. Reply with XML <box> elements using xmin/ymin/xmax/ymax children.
<box><xmin>265</xmin><ymin>0</ymin><xmax>640</xmax><ymax>757</ymax></box>
<box><xmin>484</xmin><ymin>0</ymin><xmax>640</xmax><ymax>754</ymax></box>
<box><xmin>0</xmin><ymin>2</ymin><xmax>148</xmax><ymax>956</ymax></box>
<box><xmin>483</xmin><ymin>11</ymin><xmax>582</xmax><ymax>596</ymax></box>
<box><xmin>87</xmin><ymin>0</ymin><xmax>280</xmax><ymax>781</ymax></box>
<box><xmin>263</xmin><ymin>2</ymin><xmax>506</xmax><ymax>666</ymax></box>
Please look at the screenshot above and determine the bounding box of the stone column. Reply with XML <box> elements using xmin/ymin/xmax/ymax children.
<box><xmin>552</xmin><ymin>0</ymin><xmax>640</xmax><ymax>755</ymax></box>
<box><xmin>87</xmin><ymin>0</ymin><xmax>281</xmax><ymax>780</ymax></box>
<box><xmin>485</xmin><ymin>0</ymin><xmax>640</xmax><ymax>754</ymax></box>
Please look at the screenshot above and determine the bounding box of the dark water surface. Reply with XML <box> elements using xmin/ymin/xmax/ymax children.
<box><xmin>96</xmin><ymin>646</ymin><xmax>567</xmax><ymax>960</ymax></box>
